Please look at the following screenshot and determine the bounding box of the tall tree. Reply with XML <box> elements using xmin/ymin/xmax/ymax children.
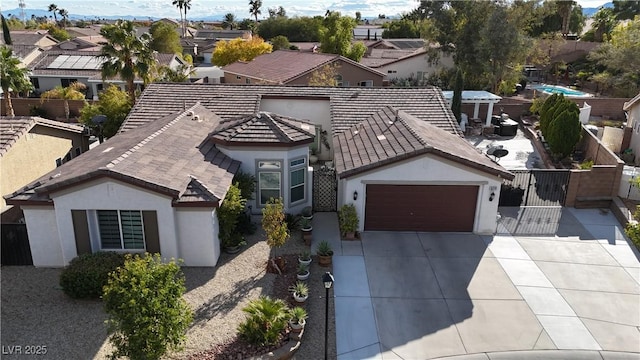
<box><xmin>249</xmin><ymin>0</ymin><xmax>263</xmax><ymax>23</ymax></box>
<box><xmin>79</xmin><ymin>85</ymin><xmax>132</xmax><ymax>139</ymax></box>
<box><xmin>591</xmin><ymin>7</ymin><xmax>617</xmax><ymax>42</ymax></box>
<box><xmin>319</xmin><ymin>12</ymin><xmax>366</xmax><ymax>61</ymax></box>
<box><xmin>556</xmin><ymin>0</ymin><xmax>575</xmax><ymax>38</ymax></box>
<box><xmin>172</xmin><ymin>0</ymin><xmax>185</xmax><ymax>37</ymax></box>
<box><xmin>612</xmin><ymin>0</ymin><xmax>640</xmax><ymax>20</ymax></box>
<box><xmin>182</xmin><ymin>0</ymin><xmax>191</xmax><ymax>37</ymax></box>
<box><xmin>212</xmin><ymin>36</ymin><xmax>272</xmax><ymax>66</ymax></box>
<box><xmin>223</xmin><ymin>13</ymin><xmax>237</xmax><ymax>30</ymax></box>
<box><xmin>149</xmin><ymin>21</ymin><xmax>183</xmax><ymax>53</ymax></box>
<box><xmin>0</xmin><ymin>46</ymin><xmax>33</xmax><ymax>117</ymax></box>
<box><xmin>99</xmin><ymin>20</ymin><xmax>155</xmax><ymax>103</ymax></box>
<box><xmin>1</xmin><ymin>15</ymin><xmax>12</xmax><ymax>45</ymax></box>
<box><xmin>48</xmin><ymin>3</ymin><xmax>58</xmax><ymax>23</ymax></box>
<box><xmin>40</xmin><ymin>82</ymin><xmax>86</xmax><ymax>120</ymax></box>
<box><xmin>57</xmin><ymin>8</ymin><xmax>69</xmax><ymax>28</ymax></box>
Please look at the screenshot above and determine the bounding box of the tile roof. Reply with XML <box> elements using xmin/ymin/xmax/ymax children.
<box><xmin>0</xmin><ymin>117</ymin><xmax>84</xmax><ymax>156</ymax></box>
<box><xmin>8</xmin><ymin>44</ymin><xmax>42</xmax><ymax>60</ymax></box>
<box><xmin>359</xmin><ymin>48</ymin><xmax>426</xmax><ymax>68</ymax></box>
<box><xmin>121</xmin><ymin>83</ymin><xmax>462</xmax><ymax>137</ymax></box>
<box><xmin>5</xmin><ymin>105</ymin><xmax>240</xmax><ymax>206</ymax></box>
<box><xmin>222</xmin><ymin>50</ymin><xmax>341</xmax><ymax>84</ymax></box>
<box><xmin>9</xmin><ymin>31</ymin><xmax>57</xmax><ymax>46</ymax></box>
<box><xmin>333</xmin><ymin>107</ymin><xmax>513</xmax><ymax>179</ymax></box>
<box><xmin>211</xmin><ymin>112</ymin><xmax>315</xmax><ymax>146</ymax></box>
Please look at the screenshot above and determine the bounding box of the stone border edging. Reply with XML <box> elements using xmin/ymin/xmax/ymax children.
<box><xmin>245</xmin><ymin>328</ymin><xmax>304</xmax><ymax>360</ymax></box>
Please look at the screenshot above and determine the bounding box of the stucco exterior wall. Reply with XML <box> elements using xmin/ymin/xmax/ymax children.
<box><xmin>259</xmin><ymin>98</ymin><xmax>333</xmax><ymax>160</ymax></box>
<box><xmin>378</xmin><ymin>52</ymin><xmax>454</xmax><ymax>81</ymax></box>
<box><xmin>176</xmin><ymin>208</ymin><xmax>220</xmax><ymax>266</ymax></box>
<box><xmin>50</xmin><ymin>179</ymin><xmax>179</xmax><ymax>266</ymax></box>
<box><xmin>22</xmin><ymin>206</ymin><xmax>62</xmax><ymax>267</ymax></box>
<box><xmin>218</xmin><ymin>145</ymin><xmax>313</xmax><ymax>214</ymax></box>
<box><xmin>340</xmin><ymin>154</ymin><xmax>502</xmax><ymax>234</ymax></box>
<box><xmin>288</xmin><ymin>59</ymin><xmax>384</xmax><ymax>87</ymax></box>
<box><xmin>626</xmin><ymin>102</ymin><xmax>640</xmax><ymax>165</ymax></box>
<box><xmin>0</xmin><ymin>127</ymin><xmax>81</xmax><ymax>209</ymax></box>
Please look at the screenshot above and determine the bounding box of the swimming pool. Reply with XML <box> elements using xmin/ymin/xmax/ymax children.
<box><xmin>532</xmin><ymin>84</ymin><xmax>593</xmax><ymax>97</ymax></box>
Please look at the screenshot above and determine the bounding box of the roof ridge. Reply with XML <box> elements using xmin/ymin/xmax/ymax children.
<box><xmin>106</xmin><ymin>102</ymin><xmax>201</xmax><ymax>169</ymax></box>
<box><xmin>394</xmin><ymin>109</ymin><xmax>428</xmax><ymax>147</ymax></box>
<box><xmin>261</xmin><ymin>112</ymin><xmax>291</xmax><ymax>142</ymax></box>
<box><xmin>185</xmin><ymin>175</ymin><xmax>219</xmax><ymax>201</ymax></box>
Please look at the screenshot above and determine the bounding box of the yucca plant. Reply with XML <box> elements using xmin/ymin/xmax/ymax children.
<box><xmin>238</xmin><ymin>296</ymin><xmax>290</xmax><ymax>346</ymax></box>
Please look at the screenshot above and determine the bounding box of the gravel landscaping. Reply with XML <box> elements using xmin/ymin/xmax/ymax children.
<box><xmin>1</xmin><ymin>217</ymin><xmax>336</xmax><ymax>359</ymax></box>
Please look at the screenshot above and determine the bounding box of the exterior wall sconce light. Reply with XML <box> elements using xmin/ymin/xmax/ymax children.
<box><xmin>489</xmin><ymin>192</ymin><xmax>496</xmax><ymax>202</ymax></box>
<box><xmin>353</xmin><ymin>191</ymin><xmax>358</xmax><ymax>201</ymax></box>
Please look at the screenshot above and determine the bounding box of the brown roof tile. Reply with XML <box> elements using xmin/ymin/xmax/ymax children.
<box><xmin>211</xmin><ymin>112</ymin><xmax>315</xmax><ymax>146</ymax></box>
<box><xmin>5</xmin><ymin>105</ymin><xmax>240</xmax><ymax>205</ymax></box>
<box><xmin>333</xmin><ymin>107</ymin><xmax>513</xmax><ymax>179</ymax></box>
<box><xmin>121</xmin><ymin>83</ymin><xmax>462</xmax><ymax>137</ymax></box>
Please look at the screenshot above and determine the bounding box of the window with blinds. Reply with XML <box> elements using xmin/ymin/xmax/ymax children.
<box><xmin>97</xmin><ymin>210</ymin><xmax>145</xmax><ymax>250</ymax></box>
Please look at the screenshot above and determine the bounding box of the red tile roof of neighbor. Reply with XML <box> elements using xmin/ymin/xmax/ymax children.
<box><xmin>333</xmin><ymin>107</ymin><xmax>513</xmax><ymax>180</ymax></box>
<box><xmin>5</xmin><ymin>104</ymin><xmax>240</xmax><ymax>206</ymax></box>
<box><xmin>0</xmin><ymin>117</ymin><xmax>84</xmax><ymax>156</ymax></box>
<box><xmin>221</xmin><ymin>50</ymin><xmax>384</xmax><ymax>84</ymax></box>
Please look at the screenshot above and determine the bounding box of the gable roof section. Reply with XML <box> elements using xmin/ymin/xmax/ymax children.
<box><xmin>222</xmin><ymin>50</ymin><xmax>385</xmax><ymax>84</ymax></box>
<box><xmin>360</xmin><ymin>48</ymin><xmax>427</xmax><ymax>68</ymax></box>
<box><xmin>211</xmin><ymin>112</ymin><xmax>315</xmax><ymax>146</ymax></box>
<box><xmin>10</xmin><ymin>31</ymin><xmax>58</xmax><ymax>46</ymax></box>
<box><xmin>0</xmin><ymin>117</ymin><xmax>84</xmax><ymax>156</ymax></box>
<box><xmin>5</xmin><ymin>105</ymin><xmax>240</xmax><ymax>207</ymax></box>
<box><xmin>333</xmin><ymin>107</ymin><xmax>513</xmax><ymax>180</ymax></box>
<box><xmin>121</xmin><ymin>83</ymin><xmax>462</xmax><ymax>137</ymax></box>
<box><xmin>623</xmin><ymin>92</ymin><xmax>640</xmax><ymax>111</ymax></box>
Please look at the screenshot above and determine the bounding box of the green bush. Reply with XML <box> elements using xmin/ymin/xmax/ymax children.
<box><xmin>238</xmin><ymin>296</ymin><xmax>289</xmax><ymax>346</ymax></box>
<box><xmin>625</xmin><ymin>221</ymin><xmax>640</xmax><ymax>249</ymax></box>
<box><xmin>59</xmin><ymin>252</ymin><xmax>126</xmax><ymax>299</ymax></box>
<box><xmin>103</xmin><ymin>253</ymin><xmax>193</xmax><ymax>360</ymax></box>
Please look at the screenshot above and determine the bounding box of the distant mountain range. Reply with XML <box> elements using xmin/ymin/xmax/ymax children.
<box><xmin>1</xmin><ymin>2</ymin><xmax>615</xmax><ymax>23</ymax></box>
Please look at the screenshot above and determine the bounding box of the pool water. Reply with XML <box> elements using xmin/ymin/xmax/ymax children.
<box><xmin>533</xmin><ymin>84</ymin><xmax>593</xmax><ymax>97</ymax></box>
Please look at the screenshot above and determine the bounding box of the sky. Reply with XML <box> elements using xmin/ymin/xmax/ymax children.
<box><xmin>8</xmin><ymin>0</ymin><xmax>614</xmax><ymax>20</ymax></box>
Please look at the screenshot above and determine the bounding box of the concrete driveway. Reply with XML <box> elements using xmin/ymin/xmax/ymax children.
<box><xmin>327</xmin><ymin>207</ymin><xmax>640</xmax><ymax>359</ymax></box>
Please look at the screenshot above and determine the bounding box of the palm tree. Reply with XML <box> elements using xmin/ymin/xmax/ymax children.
<box><xmin>223</xmin><ymin>13</ymin><xmax>237</xmax><ymax>30</ymax></box>
<box><xmin>40</xmin><ymin>82</ymin><xmax>86</xmax><ymax>120</ymax></box>
<box><xmin>556</xmin><ymin>0</ymin><xmax>575</xmax><ymax>38</ymax></box>
<box><xmin>172</xmin><ymin>0</ymin><xmax>185</xmax><ymax>36</ymax></box>
<box><xmin>48</xmin><ymin>3</ymin><xmax>58</xmax><ymax>23</ymax></box>
<box><xmin>99</xmin><ymin>21</ymin><xmax>155</xmax><ymax>104</ymax></box>
<box><xmin>249</xmin><ymin>0</ymin><xmax>262</xmax><ymax>23</ymax></box>
<box><xmin>0</xmin><ymin>46</ymin><xmax>34</xmax><ymax>117</ymax></box>
<box><xmin>57</xmin><ymin>8</ymin><xmax>69</xmax><ymax>28</ymax></box>
<box><xmin>183</xmin><ymin>0</ymin><xmax>192</xmax><ymax>37</ymax></box>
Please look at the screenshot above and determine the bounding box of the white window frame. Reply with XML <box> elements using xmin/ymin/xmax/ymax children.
<box><xmin>96</xmin><ymin>210</ymin><xmax>146</xmax><ymax>251</ymax></box>
<box><xmin>257</xmin><ymin>160</ymin><xmax>283</xmax><ymax>206</ymax></box>
<box><xmin>289</xmin><ymin>157</ymin><xmax>307</xmax><ymax>206</ymax></box>
<box><xmin>358</xmin><ymin>80</ymin><xmax>373</xmax><ymax>87</ymax></box>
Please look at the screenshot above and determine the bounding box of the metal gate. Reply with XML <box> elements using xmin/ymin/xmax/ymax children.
<box><xmin>499</xmin><ymin>169</ymin><xmax>570</xmax><ymax>207</ymax></box>
<box><xmin>313</xmin><ymin>166</ymin><xmax>337</xmax><ymax>212</ymax></box>
<box><xmin>1</xmin><ymin>223</ymin><xmax>33</xmax><ymax>265</ymax></box>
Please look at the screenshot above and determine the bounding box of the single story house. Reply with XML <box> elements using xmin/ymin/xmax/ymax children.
<box><xmin>28</xmin><ymin>49</ymin><xmax>186</xmax><ymax>99</ymax></box>
<box><xmin>222</xmin><ymin>50</ymin><xmax>385</xmax><ymax>87</ymax></box>
<box><xmin>6</xmin><ymin>84</ymin><xmax>512</xmax><ymax>267</ymax></box>
<box><xmin>0</xmin><ymin>117</ymin><xmax>88</xmax><ymax>212</ymax></box>
<box><xmin>10</xmin><ymin>30</ymin><xmax>59</xmax><ymax>48</ymax></box>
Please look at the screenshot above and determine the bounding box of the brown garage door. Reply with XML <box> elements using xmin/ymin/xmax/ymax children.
<box><xmin>364</xmin><ymin>184</ymin><xmax>478</xmax><ymax>232</ymax></box>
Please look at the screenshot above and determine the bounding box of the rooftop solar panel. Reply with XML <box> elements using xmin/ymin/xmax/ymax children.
<box><xmin>47</xmin><ymin>55</ymin><xmax>69</xmax><ymax>69</ymax></box>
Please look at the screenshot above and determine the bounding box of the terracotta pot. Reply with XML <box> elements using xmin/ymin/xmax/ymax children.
<box><xmin>318</xmin><ymin>254</ymin><xmax>332</xmax><ymax>267</ymax></box>
<box><xmin>343</xmin><ymin>231</ymin><xmax>356</xmax><ymax>240</ymax></box>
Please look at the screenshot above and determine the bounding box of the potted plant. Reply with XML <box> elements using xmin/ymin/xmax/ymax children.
<box><xmin>301</xmin><ymin>206</ymin><xmax>313</xmax><ymax>220</ymax></box>
<box><xmin>301</xmin><ymin>218</ymin><xmax>313</xmax><ymax>245</ymax></box>
<box><xmin>223</xmin><ymin>233</ymin><xmax>246</xmax><ymax>254</ymax></box>
<box><xmin>298</xmin><ymin>250</ymin><xmax>311</xmax><ymax>266</ymax></box>
<box><xmin>338</xmin><ymin>203</ymin><xmax>359</xmax><ymax>240</ymax></box>
<box><xmin>296</xmin><ymin>263</ymin><xmax>310</xmax><ymax>281</ymax></box>
<box><xmin>288</xmin><ymin>306</ymin><xmax>308</xmax><ymax>333</ymax></box>
<box><xmin>317</xmin><ymin>241</ymin><xmax>333</xmax><ymax>267</ymax></box>
<box><xmin>289</xmin><ymin>281</ymin><xmax>309</xmax><ymax>303</ymax></box>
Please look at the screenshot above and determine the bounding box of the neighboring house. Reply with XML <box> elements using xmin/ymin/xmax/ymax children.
<box><xmin>6</xmin><ymin>83</ymin><xmax>512</xmax><ymax>268</ymax></box>
<box><xmin>622</xmin><ymin>93</ymin><xmax>640</xmax><ymax>165</ymax></box>
<box><xmin>10</xmin><ymin>31</ymin><xmax>59</xmax><ymax>48</ymax></box>
<box><xmin>353</xmin><ymin>25</ymin><xmax>384</xmax><ymax>40</ymax></box>
<box><xmin>0</xmin><ymin>117</ymin><xmax>88</xmax><ymax>212</ymax></box>
<box><xmin>194</xmin><ymin>29</ymin><xmax>252</xmax><ymax>40</ymax></box>
<box><xmin>28</xmin><ymin>49</ymin><xmax>186</xmax><ymax>99</ymax></box>
<box><xmin>8</xmin><ymin>44</ymin><xmax>45</xmax><ymax>68</ymax></box>
<box><xmin>360</xmin><ymin>39</ymin><xmax>454</xmax><ymax>82</ymax></box>
<box><xmin>65</xmin><ymin>26</ymin><xmax>103</xmax><ymax>39</ymax></box>
<box><xmin>181</xmin><ymin>38</ymin><xmax>217</xmax><ymax>63</ymax></box>
<box><xmin>51</xmin><ymin>37</ymin><xmax>104</xmax><ymax>52</ymax></box>
<box><xmin>222</xmin><ymin>50</ymin><xmax>385</xmax><ymax>86</ymax></box>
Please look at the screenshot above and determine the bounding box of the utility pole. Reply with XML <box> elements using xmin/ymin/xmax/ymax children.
<box><xmin>18</xmin><ymin>0</ymin><xmax>26</xmax><ymax>23</ymax></box>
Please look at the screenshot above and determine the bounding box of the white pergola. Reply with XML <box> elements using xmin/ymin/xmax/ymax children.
<box><xmin>442</xmin><ymin>90</ymin><xmax>502</xmax><ymax>127</ymax></box>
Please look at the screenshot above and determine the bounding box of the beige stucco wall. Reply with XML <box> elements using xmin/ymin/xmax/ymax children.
<box><xmin>290</xmin><ymin>59</ymin><xmax>384</xmax><ymax>87</ymax></box>
<box><xmin>378</xmin><ymin>52</ymin><xmax>454</xmax><ymax>81</ymax></box>
<box><xmin>0</xmin><ymin>127</ymin><xmax>84</xmax><ymax>209</ymax></box>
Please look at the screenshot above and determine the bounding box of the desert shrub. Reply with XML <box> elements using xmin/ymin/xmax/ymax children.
<box><xmin>103</xmin><ymin>253</ymin><xmax>193</xmax><ymax>360</ymax></box>
<box><xmin>238</xmin><ymin>296</ymin><xmax>289</xmax><ymax>346</ymax></box>
<box><xmin>218</xmin><ymin>184</ymin><xmax>247</xmax><ymax>248</ymax></box>
<box><xmin>233</xmin><ymin>171</ymin><xmax>256</xmax><ymax>200</ymax></box>
<box><xmin>285</xmin><ymin>213</ymin><xmax>302</xmax><ymax>231</ymax></box>
<box><xmin>624</xmin><ymin>207</ymin><xmax>640</xmax><ymax>250</ymax></box>
<box><xmin>59</xmin><ymin>252</ymin><xmax>126</xmax><ymax>299</ymax></box>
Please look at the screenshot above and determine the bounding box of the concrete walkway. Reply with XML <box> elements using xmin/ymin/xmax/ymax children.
<box><xmin>320</xmin><ymin>208</ymin><xmax>640</xmax><ymax>360</ymax></box>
